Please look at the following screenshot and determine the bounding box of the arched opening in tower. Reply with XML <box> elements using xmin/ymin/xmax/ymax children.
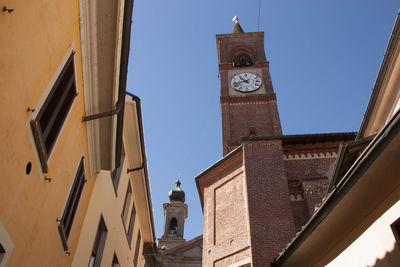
<box><xmin>169</xmin><ymin>217</ymin><xmax>178</xmax><ymax>235</ymax></box>
<box><xmin>233</xmin><ymin>53</ymin><xmax>253</xmax><ymax>67</ymax></box>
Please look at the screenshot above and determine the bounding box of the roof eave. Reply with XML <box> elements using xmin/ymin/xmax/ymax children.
<box><xmin>357</xmin><ymin>11</ymin><xmax>400</xmax><ymax>139</ymax></box>
<box><xmin>273</xmin><ymin>104</ymin><xmax>400</xmax><ymax>266</ymax></box>
<box><xmin>126</xmin><ymin>92</ymin><xmax>157</xmax><ymax>243</ymax></box>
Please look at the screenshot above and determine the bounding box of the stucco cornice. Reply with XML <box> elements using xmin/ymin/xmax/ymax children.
<box><xmin>79</xmin><ymin>0</ymin><xmax>133</xmax><ymax>174</ymax></box>
<box><xmin>357</xmin><ymin>11</ymin><xmax>400</xmax><ymax>139</ymax></box>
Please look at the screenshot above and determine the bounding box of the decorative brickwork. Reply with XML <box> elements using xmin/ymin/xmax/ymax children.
<box><xmin>214</xmin><ymin>173</ymin><xmax>247</xmax><ymax>245</ymax></box>
<box><xmin>214</xmin><ymin>247</ymin><xmax>251</xmax><ymax>267</ymax></box>
<box><xmin>197</xmin><ymin>151</ymin><xmax>252</xmax><ymax>267</ymax></box>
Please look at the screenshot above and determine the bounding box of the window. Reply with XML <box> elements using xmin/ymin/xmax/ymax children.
<box><xmin>111</xmin><ymin>145</ymin><xmax>125</xmax><ymax>193</ymax></box>
<box><xmin>112</xmin><ymin>253</ymin><xmax>120</xmax><ymax>267</ymax></box>
<box><xmin>89</xmin><ymin>216</ymin><xmax>108</xmax><ymax>267</ymax></box>
<box><xmin>0</xmin><ymin>242</ymin><xmax>5</xmax><ymax>264</ymax></box>
<box><xmin>127</xmin><ymin>202</ymin><xmax>136</xmax><ymax>244</ymax></box>
<box><xmin>133</xmin><ymin>232</ymin><xmax>141</xmax><ymax>267</ymax></box>
<box><xmin>121</xmin><ymin>181</ymin><xmax>133</xmax><ymax>230</ymax></box>
<box><xmin>30</xmin><ymin>52</ymin><xmax>77</xmax><ymax>173</ymax></box>
<box><xmin>169</xmin><ymin>218</ymin><xmax>178</xmax><ymax>235</ymax></box>
<box><xmin>391</xmin><ymin>216</ymin><xmax>400</xmax><ymax>248</ymax></box>
<box><xmin>0</xmin><ymin>220</ymin><xmax>14</xmax><ymax>267</ymax></box>
<box><xmin>58</xmin><ymin>157</ymin><xmax>86</xmax><ymax>251</ymax></box>
<box><xmin>121</xmin><ymin>181</ymin><xmax>137</xmax><ymax>245</ymax></box>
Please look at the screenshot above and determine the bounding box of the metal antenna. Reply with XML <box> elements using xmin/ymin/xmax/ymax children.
<box><xmin>257</xmin><ymin>0</ymin><xmax>261</xmax><ymax>32</ymax></box>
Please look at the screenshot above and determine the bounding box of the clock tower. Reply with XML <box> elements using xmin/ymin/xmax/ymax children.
<box><xmin>217</xmin><ymin>18</ymin><xmax>282</xmax><ymax>155</ymax></box>
<box><xmin>196</xmin><ymin>17</ymin><xmax>356</xmax><ymax>267</ymax></box>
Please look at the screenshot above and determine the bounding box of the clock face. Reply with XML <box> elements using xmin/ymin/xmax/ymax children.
<box><xmin>231</xmin><ymin>72</ymin><xmax>262</xmax><ymax>93</ymax></box>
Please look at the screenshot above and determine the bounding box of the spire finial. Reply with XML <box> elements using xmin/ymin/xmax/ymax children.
<box><xmin>176</xmin><ymin>173</ymin><xmax>182</xmax><ymax>186</ymax></box>
<box><xmin>232</xmin><ymin>16</ymin><xmax>239</xmax><ymax>24</ymax></box>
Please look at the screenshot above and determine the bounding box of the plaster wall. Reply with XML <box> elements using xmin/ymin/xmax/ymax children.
<box><xmin>0</xmin><ymin>1</ymin><xmax>95</xmax><ymax>266</ymax></box>
<box><xmin>72</xmin><ymin>160</ymin><xmax>144</xmax><ymax>267</ymax></box>
<box><xmin>326</xmin><ymin>200</ymin><xmax>400</xmax><ymax>267</ymax></box>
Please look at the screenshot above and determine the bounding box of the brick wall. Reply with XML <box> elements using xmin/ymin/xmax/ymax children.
<box><xmin>199</xmin><ymin>151</ymin><xmax>252</xmax><ymax>267</ymax></box>
<box><xmin>221</xmin><ymin>97</ymin><xmax>282</xmax><ymax>155</ymax></box>
<box><xmin>284</xmin><ymin>142</ymin><xmax>343</xmax><ymax>227</ymax></box>
<box><xmin>243</xmin><ymin>139</ymin><xmax>297</xmax><ymax>266</ymax></box>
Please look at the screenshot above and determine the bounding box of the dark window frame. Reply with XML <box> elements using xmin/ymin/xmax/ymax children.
<box><xmin>121</xmin><ymin>181</ymin><xmax>133</xmax><ymax>231</ymax></box>
<box><xmin>30</xmin><ymin>52</ymin><xmax>77</xmax><ymax>173</ymax></box>
<box><xmin>0</xmin><ymin>242</ymin><xmax>5</xmax><ymax>264</ymax></box>
<box><xmin>89</xmin><ymin>215</ymin><xmax>108</xmax><ymax>267</ymax></box>
<box><xmin>133</xmin><ymin>231</ymin><xmax>141</xmax><ymax>267</ymax></box>
<box><xmin>57</xmin><ymin>157</ymin><xmax>86</xmax><ymax>251</ymax></box>
<box><xmin>391</xmin><ymin>216</ymin><xmax>400</xmax><ymax>248</ymax></box>
<box><xmin>127</xmin><ymin>201</ymin><xmax>136</xmax><ymax>245</ymax></box>
<box><xmin>112</xmin><ymin>252</ymin><xmax>120</xmax><ymax>267</ymax></box>
<box><xmin>111</xmin><ymin>144</ymin><xmax>125</xmax><ymax>195</ymax></box>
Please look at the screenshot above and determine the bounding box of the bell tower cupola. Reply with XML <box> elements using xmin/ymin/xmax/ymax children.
<box><xmin>158</xmin><ymin>180</ymin><xmax>188</xmax><ymax>249</ymax></box>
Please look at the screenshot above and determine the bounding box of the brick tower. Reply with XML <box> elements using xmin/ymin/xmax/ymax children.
<box><xmin>218</xmin><ymin>17</ymin><xmax>282</xmax><ymax>155</ymax></box>
<box><xmin>195</xmin><ymin>19</ymin><xmax>296</xmax><ymax>266</ymax></box>
<box><xmin>196</xmin><ymin>18</ymin><xmax>354</xmax><ymax>266</ymax></box>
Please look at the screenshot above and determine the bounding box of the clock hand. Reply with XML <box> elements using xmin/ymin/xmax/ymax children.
<box><xmin>239</xmin><ymin>77</ymin><xmax>250</xmax><ymax>83</ymax></box>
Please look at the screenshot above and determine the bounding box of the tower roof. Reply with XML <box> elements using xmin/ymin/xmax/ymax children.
<box><xmin>232</xmin><ymin>16</ymin><xmax>244</xmax><ymax>33</ymax></box>
<box><xmin>168</xmin><ymin>180</ymin><xmax>185</xmax><ymax>203</ymax></box>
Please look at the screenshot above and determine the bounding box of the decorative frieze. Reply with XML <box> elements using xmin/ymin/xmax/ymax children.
<box><xmin>283</xmin><ymin>151</ymin><xmax>337</xmax><ymax>160</ymax></box>
<box><xmin>221</xmin><ymin>100</ymin><xmax>276</xmax><ymax>106</ymax></box>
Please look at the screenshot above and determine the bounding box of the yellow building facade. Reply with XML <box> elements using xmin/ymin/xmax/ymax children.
<box><xmin>0</xmin><ymin>1</ymin><xmax>156</xmax><ymax>266</ymax></box>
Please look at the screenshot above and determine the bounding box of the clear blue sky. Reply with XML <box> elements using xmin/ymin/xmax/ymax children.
<box><xmin>127</xmin><ymin>1</ymin><xmax>400</xmax><ymax>241</ymax></box>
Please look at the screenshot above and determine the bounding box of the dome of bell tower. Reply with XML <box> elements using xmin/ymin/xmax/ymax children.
<box><xmin>168</xmin><ymin>180</ymin><xmax>185</xmax><ymax>203</ymax></box>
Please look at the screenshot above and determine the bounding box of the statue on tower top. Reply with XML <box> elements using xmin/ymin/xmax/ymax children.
<box><xmin>232</xmin><ymin>15</ymin><xmax>244</xmax><ymax>33</ymax></box>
